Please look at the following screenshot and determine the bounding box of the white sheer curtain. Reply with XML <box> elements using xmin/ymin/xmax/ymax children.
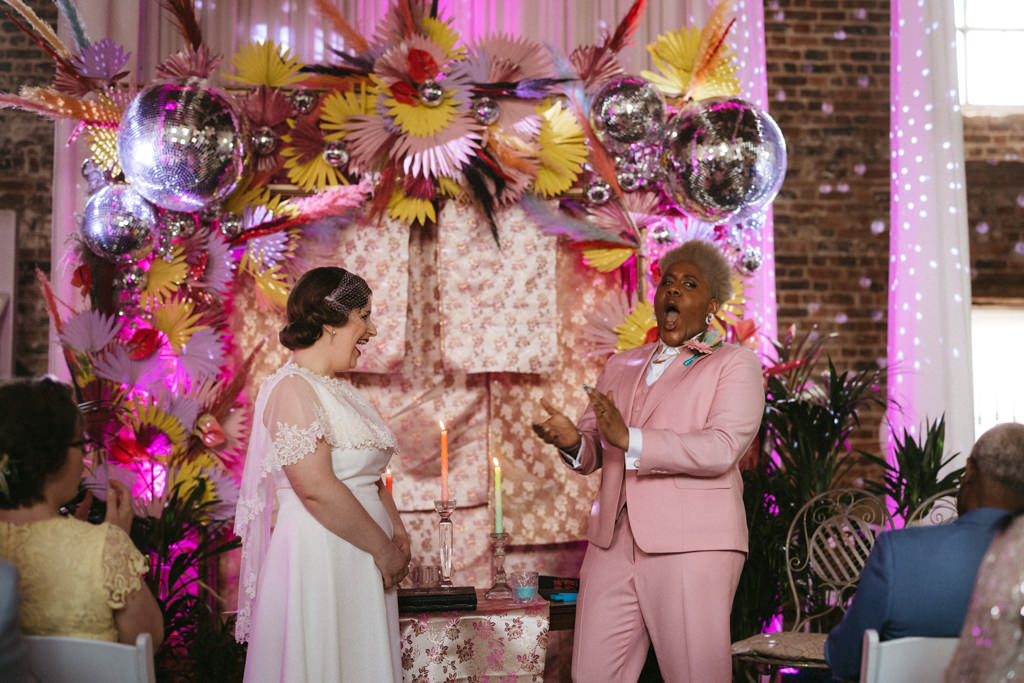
<box><xmin>51</xmin><ymin>0</ymin><xmax>775</xmax><ymax>370</ymax></box>
<box><xmin>888</xmin><ymin>0</ymin><xmax>974</xmax><ymax>467</ymax></box>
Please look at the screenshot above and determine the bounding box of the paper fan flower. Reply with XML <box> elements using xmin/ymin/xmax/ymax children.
<box><xmin>145</xmin><ymin>247</ymin><xmax>189</xmax><ymax>299</ymax></box>
<box><xmin>223</xmin><ymin>177</ymin><xmax>295</xmax><ymax>218</ymax></box>
<box><xmin>245</xmin><ymin>230</ymin><xmax>294</xmax><ymax>274</ymax></box>
<box><xmin>240</xmin><ymin>86</ymin><xmax>293</xmax><ymax>172</ymax></box>
<box><xmin>174</xmin><ymin>327</ymin><xmax>225</xmax><ymax>385</ymax></box>
<box><xmin>86</xmin><ymin>126</ymin><xmax>119</xmax><ymax>175</ymax></box>
<box><xmin>155</xmin><ymin>389</ymin><xmax>202</xmax><ymax>435</ymax></box>
<box><xmin>156</xmin><ymin>43</ymin><xmax>223</xmax><ymax>80</ymax></box>
<box><xmin>238</xmin><ymin>252</ymin><xmax>290</xmax><ymax>308</ymax></box>
<box><xmin>195</xmin><ymin>231</ymin><xmax>236</xmax><ymax>296</ymax></box>
<box><xmin>579</xmin><ymin>288</ymin><xmax>632</xmax><ymax>357</ymax></box>
<box><xmin>387</xmin><ymin>188</ymin><xmax>436</xmax><ymax>225</ymax></box>
<box><xmin>280</xmin><ymin>116</ymin><xmax>349</xmax><ymax>191</ymax></box>
<box><xmin>569</xmin><ymin>45</ymin><xmax>627</xmax><ymax>94</ymax></box>
<box><xmin>93</xmin><ymin>345</ymin><xmax>168</xmax><ymax>391</ymax></box>
<box><xmin>582</xmin><ymin>246</ymin><xmax>636</xmax><ymax>272</ymax></box>
<box><xmin>589</xmin><ymin>192</ymin><xmax>662</xmax><ymax>239</ymax></box>
<box><xmin>166</xmin><ymin>454</ymin><xmax>237</xmax><ymax>523</ymax></box>
<box><xmin>421</xmin><ymin>16</ymin><xmax>464</xmax><ymax>61</ymax></box>
<box><xmin>146</xmin><ymin>295</ymin><xmax>208</xmax><ymax>352</ymax></box>
<box><xmin>59</xmin><ymin>310</ymin><xmax>123</xmax><ymax>354</ymax></box>
<box><xmin>126</xmin><ymin>397</ymin><xmax>188</xmax><ymax>455</ymax></box>
<box><xmin>73</xmin><ymin>39</ymin><xmax>130</xmax><ymax>82</ymax></box>
<box><xmin>614</xmin><ymin>300</ymin><xmax>658</xmax><ymax>353</ymax></box>
<box><xmin>226</xmin><ymin>40</ymin><xmax>306</xmax><ymax>88</ymax></box>
<box><xmin>532</xmin><ymin>99</ymin><xmax>587</xmax><ymax>197</ymax></box>
<box><xmin>641</xmin><ymin>26</ymin><xmax>739</xmax><ymax>102</ymax></box>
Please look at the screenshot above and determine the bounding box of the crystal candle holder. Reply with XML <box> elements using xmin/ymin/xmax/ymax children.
<box><xmin>484</xmin><ymin>532</ymin><xmax>513</xmax><ymax>600</ymax></box>
<box><xmin>434</xmin><ymin>499</ymin><xmax>457</xmax><ymax>588</ymax></box>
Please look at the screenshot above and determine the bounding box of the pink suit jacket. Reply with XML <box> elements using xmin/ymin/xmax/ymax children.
<box><xmin>574</xmin><ymin>341</ymin><xmax>765</xmax><ymax>554</ymax></box>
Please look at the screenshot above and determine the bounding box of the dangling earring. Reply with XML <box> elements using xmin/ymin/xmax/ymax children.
<box><xmin>705</xmin><ymin>313</ymin><xmax>714</xmax><ymax>326</ymax></box>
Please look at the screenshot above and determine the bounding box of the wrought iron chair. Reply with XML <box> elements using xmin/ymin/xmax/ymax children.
<box><xmin>732</xmin><ymin>488</ymin><xmax>895</xmax><ymax>682</ymax></box>
<box><xmin>906</xmin><ymin>488</ymin><xmax>959</xmax><ymax>527</ymax></box>
<box><xmin>859</xmin><ymin>628</ymin><xmax>958</xmax><ymax>683</ymax></box>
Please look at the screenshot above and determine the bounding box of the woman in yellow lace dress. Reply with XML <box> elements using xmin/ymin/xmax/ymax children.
<box><xmin>0</xmin><ymin>377</ymin><xmax>163</xmax><ymax>647</ymax></box>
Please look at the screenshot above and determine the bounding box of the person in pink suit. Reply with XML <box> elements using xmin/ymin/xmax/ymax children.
<box><xmin>534</xmin><ymin>240</ymin><xmax>765</xmax><ymax>682</ymax></box>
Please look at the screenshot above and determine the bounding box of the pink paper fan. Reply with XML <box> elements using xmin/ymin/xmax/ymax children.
<box><xmin>59</xmin><ymin>309</ymin><xmax>123</xmax><ymax>354</ymax></box>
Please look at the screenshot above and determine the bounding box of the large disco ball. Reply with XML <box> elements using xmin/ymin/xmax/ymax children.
<box><xmin>661</xmin><ymin>97</ymin><xmax>787</xmax><ymax>224</ymax></box>
<box><xmin>590</xmin><ymin>77</ymin><xmax>665</xmax><ymax>150</ymax></box>
<box><xmin>80</xmin><ymin>184</ymin><xmax>155</xmax><ymax>263</ymax></box>
<box><xmin>118</xmin><ymin>79</ymin><xmax>250</xmax><ymax>213</ymax></box>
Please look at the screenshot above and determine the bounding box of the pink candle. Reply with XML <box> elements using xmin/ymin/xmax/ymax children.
<box><xmin>440</xmin><ymin>421</ymin><xmax>449</xmax><ymax>501</ymax></box>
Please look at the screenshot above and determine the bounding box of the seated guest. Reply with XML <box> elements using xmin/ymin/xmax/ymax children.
<box><xmin>0</xmin><ymin>559</ymin><xmax>29</xmax><ymax>682</ymax></box>
<box><xmin>0</xmin><ymin>377</ymin><xmax>164</xmax><ymax>647</ymax></box>
<box><xmin>825</xmin><ymin>422</ymin><xmax>1024</xmax><ymax>681</ymax></box>
<box><xmin>945</xmin><ymin>509</ymin><xmax>1024</xmax><ymax>682</ymax></box>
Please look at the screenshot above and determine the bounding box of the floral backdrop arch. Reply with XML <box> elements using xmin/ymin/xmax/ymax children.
<box><xmin>2</xmin><ymin>0</ymin><xmax>783</xmax><ymax>645</ymax></box>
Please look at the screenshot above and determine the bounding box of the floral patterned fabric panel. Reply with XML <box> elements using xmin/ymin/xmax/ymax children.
<box><xmin>399</xmin><ymin>594</ymin><xmax>549</xmax><ymax>683</ymax></box>
<box><xmin>232</xmin><ymin>213</ymin><xmax>410</xmax><ymax>389</ymax></box>
<box><xmin>437</xmin><ymin>202</ymin><xmax>558</xmax><ymax>374</ymax></box>
<box><xmin>486</xmin><ymin>243</ymin><xmax>613</xmax><ymax>545</ymax></box>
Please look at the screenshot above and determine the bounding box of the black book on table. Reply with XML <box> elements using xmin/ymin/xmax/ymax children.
<box><xmin>398</xmin><ymin>586</ymin><xmax>478</xmax><ymax>612</ymax></box>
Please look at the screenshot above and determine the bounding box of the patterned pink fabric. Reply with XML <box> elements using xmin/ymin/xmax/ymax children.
<box><xmin>437</xmin><ymin>202</ymin><xmax>559</xmax><ymax>374</ymax></box>
<box><xmin>399</xmin><ymin>592</ymin><xmax>549</xmax><ymax>682</ymax></box>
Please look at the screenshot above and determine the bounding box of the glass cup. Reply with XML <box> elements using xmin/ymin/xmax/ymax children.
<box><xmin>508</xmin><ymin>570</ymin><xmax>539</xmax><ymax>603</ymax></box>
<box><xmin>420</xmin><ymin>565</ymin><xmax>441</xmax><ymax>587</ymax></box>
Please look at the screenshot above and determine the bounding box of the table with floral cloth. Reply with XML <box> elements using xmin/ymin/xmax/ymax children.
<box><xmin>399</xmin><ymin>590</ymin><xmax>549</xmax><ymax>682</ymax></box>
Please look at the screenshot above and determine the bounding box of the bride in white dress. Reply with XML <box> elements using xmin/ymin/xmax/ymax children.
<box><xmin>235</xmin><ymin>267</ymin><xmax>410</xmax><ymax>682</ymax></box>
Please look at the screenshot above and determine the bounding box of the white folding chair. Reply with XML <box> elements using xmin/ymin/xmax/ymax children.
<box><xmin>24</xmin><ymin>632</ymin><xmax>156</xmax><ymax>683</ymax></box>
<box><xmin>859</xmin><ymin>628</ymin><xmax>958</xmax><ymax>683</ymax></box>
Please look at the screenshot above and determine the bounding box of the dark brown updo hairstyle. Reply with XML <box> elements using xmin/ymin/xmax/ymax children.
<box><xmin>0</xmin><ymin>377</ymin><xmax>81</xmax><ymax>509</ymax></box>
<box><xmin>279</xmin><ymin>267</ymin><xmax>372</xmax><ymax>350</ymax></box>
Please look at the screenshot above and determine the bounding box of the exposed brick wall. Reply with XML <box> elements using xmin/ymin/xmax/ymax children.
<box><xmin>764</xmin><ymin>0</ymin><xmax>892</xmax><ymax>457</ymax></box>
<box><xmin>1</xmin><ymin>0</ymin><xmax>56</xmax><ymax>376</ymax></box>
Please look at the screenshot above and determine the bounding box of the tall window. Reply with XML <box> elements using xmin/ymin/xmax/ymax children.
<box><xmin>971</xmin><ymin>306</ymin><xmax>1024</xmax><ymax>437</ymax></box>
<box><xmin>955</xmin><ymin>0</ymin><xmax>1024</xmax><ymax>107</ymax></box>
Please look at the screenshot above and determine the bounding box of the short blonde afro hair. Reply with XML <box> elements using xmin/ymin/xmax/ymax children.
<box><xmin>659</xmin><ymin>240</ymin><xmax>734</xmax><ymax>305</ymax></box>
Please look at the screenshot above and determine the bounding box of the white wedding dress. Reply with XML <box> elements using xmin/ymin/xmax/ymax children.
<box><xmin>235</xmin><ymin>362</ymin><xmax>401</xmax><ymax>683</ymax></box>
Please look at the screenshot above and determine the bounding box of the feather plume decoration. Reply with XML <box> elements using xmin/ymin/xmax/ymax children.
<box><xmin>2</xmin><ymin>0</ymin><xmax>73</xmax><ymax>58</ymax></box>
<box><xmin>686</xmin><ymin>0</ymin><xmax>737</xmax><ymax>101</ymax></box>
<box><xmin>54</xmin><ymin>0</ymin><xmax>91</xmax><ymax>52</ymax></box>
<box><xmin>160</xmin><ymin>0</ymin><xmax>203</xmax><ymax>49</ymax></box>
<box><xmin>567</xmin><ymin>94</ymin><xmax>623</xmax><ymax>201</ymax></box>
<box><xmin>3</xmin><ymin>86</ymin><xmax>119</xmax><ymax>124</ymax></box>
<box><xmin>312</xmin><ymin>0</ymin><xmax>368</xmax><ymax>53</ymax></box>
<box><xmin>519</xmin><ymin>194</ymin><xmax>635</xmax><ymax>247</ymax></box>
<box><xmin>603</xmin><ymin>0</ymin><xmax>648</xmax><ymax>54</ymax></box>
<box><xmin>289</xmin><ymin>180</ymin><xmax>372</xmax><ymax>222</ymax></box>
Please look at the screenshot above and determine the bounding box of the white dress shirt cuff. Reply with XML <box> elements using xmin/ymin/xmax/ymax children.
<box><xmin>560</xmin><ymin>435</ymin><xmax>586</xmax><ymax>469</ymax></box>
<box><xmin>625</xmin><ymin>428</ymin><xmax>642</xmax><ymax>470</ymax></box>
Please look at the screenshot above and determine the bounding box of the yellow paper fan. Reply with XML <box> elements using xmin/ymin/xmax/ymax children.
<box><xmin>86</xmin><ymin>126</ymin><xmax>120</xmax><ymax>176</ymax></box>
<box><xmin>147</xmin><ymin>296</ymin><xmax>207</xmax><ymax>351</ymax></box>
<box><xmin>641</xmin><ymin>27</ymin><xmax>702</xmax><ymax>98</ymax></box>
<box><xmin>582</xmin><ymin>246</ymin><xmax>636</xmax><ymax>273</ymax></box>
<box><xmin>322</xmin><ymin>89</ymin><xmax>372</xmax><ymax>139</ymax></box>
<box><xmin>166</xmin><ymin>454</ymin><xmax>221</xmax><ymax>515</ymax></box>
<box><xmin>533</xmin><ymin>99</ymin><xmax>587</xmax><ymax>197</ymax></box>
<box><xmin>387</xmin><ymin>189</ymin><xmax>436</xmax><ymax>226</ymax></box>
<box><xmin>145</xmin><ymin>248</ymin><xmax>189</xmax><ymax>299</ymax></box>
<box><xmin>223</xmin><ymin>177</ymin><xmax>296</xmax><ymax>217</ymax></box>
<box><xmin>377</xmin><ymin>75</ymin><xmax>460</xmax><ymax>138</ymax></box>
<box><xmin>422</xmin><ymin>17</ymin><xmax>465</xmax><ymax>61</ymax></box>
<box><xmin>226</xmin><ymin>41</ymin><xmax>306</xmax><ymax>88</ymax></box>
<box><xmin>127</xmin><ymin>399</ymin><xmax>188</xmax><ymax>454</ymax></box>
<box><xmin>436</xmin><ymin>176</ymin><xmax>464</xmax><ymax>199</ymax></box>
<box><xmin>239</xmin><ymin>250</ymin><xmax>290</xmax><ymax>308</ymax></box>
<box><xmin>641</xmin><ymin>26</ymin><xmax>739</xmax><ymax>102</ymax></box>
<box><xmin>280</xmin><ymin>130</ymin><xmax>348</xmax><ymax>191</ymax></box>
<box><xmin>614</xmin><ymin>301</ymin><xmax>657</xmax><ymax>353</ymax></box>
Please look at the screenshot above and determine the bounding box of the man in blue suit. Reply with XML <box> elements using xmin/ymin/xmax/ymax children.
<box><xmin>825</xmin><ymin>422</ymin><xmax>1024</xmax><ymax>681</ymax></box>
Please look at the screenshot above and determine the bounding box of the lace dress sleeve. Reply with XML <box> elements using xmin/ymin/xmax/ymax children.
<box><xmin>101</xmin><ymin>524</ymin><xmax>148</xmax><ymax>610</ymax></box>
<box><xmin>264</xmin><ymin>374</ymin><xmax>331</xmax><ymax>471</ymax></box>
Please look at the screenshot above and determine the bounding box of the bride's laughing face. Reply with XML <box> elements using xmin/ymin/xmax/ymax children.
<box><xmin>333</xmin><ymin>297</ymin><xmax>377</xmax><ymax>372</ymax></box>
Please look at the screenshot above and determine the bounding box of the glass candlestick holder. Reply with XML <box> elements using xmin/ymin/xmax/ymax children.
<box><xmin>434</xmin><ymin>499</ymin><xmax>457</xmax><ymax>588</ymax></box>
<box><xmin>485</xmin><ymin>532</ymin><xmax>513</xmax><ymax>599</ymax></box>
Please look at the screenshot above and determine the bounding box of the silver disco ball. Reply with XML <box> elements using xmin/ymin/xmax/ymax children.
<box><xmin>118</xmin><ymin>79</ymin><xmax>251</xmax><ymax>213</ymax></box>
<box><xmin>590</xmin><ymin>77</ymin><xmax>665</xmax><ymax>150</ymax></box>
<box><xmin>80</xmin><ymin>184</ymin><xmax>155</xmax><ymax>263</ymax></box>
<box><xmin>661</xmin><ymin>97</ymin><xmax>787</xmax><ymax>224</ymax></box>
